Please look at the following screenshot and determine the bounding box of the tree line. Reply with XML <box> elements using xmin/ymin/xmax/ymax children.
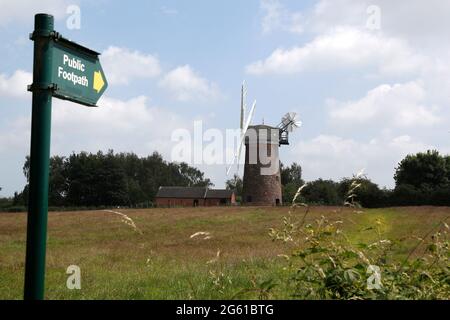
<box><xmin>6</xmin><ymin>150</ymin><xmax>212</xmax><ymax>209</ymax></box>
<box><xmin>1</xmin><ymin>149</ymin><xmax>449</xmax><ymax>211</ymax></box>
<box><xmin>226</xmin><ymin>150</ymin><xmax>450</xmax><ymax>207</ymax></box>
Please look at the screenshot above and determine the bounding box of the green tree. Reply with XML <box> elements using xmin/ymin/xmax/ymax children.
<box><xmin>394</xmin><ymin>150</ymin><xmax>449</xmax><ymax>189</ymax></box>
<box><xmin>391</xmin><ymin>184</ymin><xmax>424</xmax><ymax>206</ymax></box>
<box><xmin>339</xmin><ymin>176</ymin><xmax>386</xmax><ymax>208</ymax></box>
<box><xmin>23</xmin><ymin>156</ymin><xmax>66</xmax><ymax>206</ymax></box>
<box><xmin>282</xmin><ymin>182</ymin><xmax>301</xmax><ymax>204</ymax></box>
<box><xmin>445</xmin><ymin>155</ymin><xmax>450</xmax><ymax>183</ymax></box>
<box><xmin>302</xmin><ymin>179</ymin><xmax>341</xmax><ymax>205</ymax></box>
<box><xmin>20</xmin><ymin>150</ymin><xmax>213</xmax><ymax>208</ymax></box>
<box><xmin>280</xmin><ymin>162</ymin><xmax>303</xmax><ymax>186</ymax></box>
<box><xmin>96</xmin><ymin>150</ymin><xmax>129</xmax><ymax>206</ymax></box>
<box><xmin>49</xmin><ymin>156</ymin><xmax>67</xmax><ymax>206</ymax></box>
<box><xmin>392</xmin><ymin>150</ymin><xmax>450</xmax><ymax>206</ymax></box>
<box><xmin>280</xmin><ymin>162</ymin><xmax>304</xmax><ymax>203</ymax></box>
<box><xmin>226</xmin><ymin>174</ymin><xmax>243</xmax><ymax>197</ymax></box>
<box><xmin>177</xmin><ymin>162</ymin><xmax>214</xmax><ymax>187</ymax></box>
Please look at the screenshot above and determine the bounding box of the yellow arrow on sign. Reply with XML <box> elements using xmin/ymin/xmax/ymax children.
<box><xmin>93</xmin><ymin>71</ymin><xmax>105</xmax><ymax>93</ymax></box>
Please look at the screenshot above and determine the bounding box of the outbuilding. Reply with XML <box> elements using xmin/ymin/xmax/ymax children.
<box><xmin>155</xmin><ymin>187</ymin><xmax>236</xmax><ymax>207</ymax></box>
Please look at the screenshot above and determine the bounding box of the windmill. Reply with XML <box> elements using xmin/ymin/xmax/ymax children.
<box><xmin>241</xmin><ymin>111</ymin><xmax>302</xmax><ymax>206</ymax></box>
<box><xmin>226</xmin><ymin>81</ymin><xmax>256</xmax><ymax>176</ymax></box>
<box><xmin>227</xmin><ymin>82</ymin><xmax>302</xmax><ymax>206</ymax></box>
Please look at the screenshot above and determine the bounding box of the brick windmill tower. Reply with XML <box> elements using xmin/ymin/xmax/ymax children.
<box><xmin>227</xmin><ymin>83</ymin><xmax>301</xmax><ymax>206</ymax></box>
<box><xmin>242</xmin><ymin>124</ymin><xmax>282</xmax><ymax>205</ymax></box>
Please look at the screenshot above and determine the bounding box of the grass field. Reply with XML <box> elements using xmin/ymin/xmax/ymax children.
<box><xmin>0</xmin><ymin>206</ymin><xmax>449</xmax><ymax>299</ymax></box>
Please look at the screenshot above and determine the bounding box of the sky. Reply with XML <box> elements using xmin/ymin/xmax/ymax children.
<box><xmin>0</xmin><ymin>0</ymin><xmax>449</xmax><ymax>196</ymax></box>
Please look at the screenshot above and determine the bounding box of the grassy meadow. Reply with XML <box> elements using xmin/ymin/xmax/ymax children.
<box><xmin>0</xmin><ymin>206</ymin><xmax>449</xmax><ymax>299</ymax></box>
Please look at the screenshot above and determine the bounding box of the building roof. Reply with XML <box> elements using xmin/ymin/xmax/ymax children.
<box><xmin>248</xmin><ymin>124</ymin><xmax>278</xmax><ymax>130</ymax></box>
<box><xmin>156</xmin><ymin>187</ymin><xmax>207</xmax><ymax>199</ymax></box>
<box><xmin>205</xmin><ymin>189</ymin><xmax>233</xmax><ymax>199</ymax></box>
<box><xmin>156</xmin><ymin>187</ymin><xmax>234</xmax><ymax>199</ymax></box>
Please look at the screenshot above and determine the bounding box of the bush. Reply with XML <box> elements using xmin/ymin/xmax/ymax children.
<box><xmin>301</xmin><ymin>179</ymin><xmax>342</xmax><ymax>206</ymax></box>
<box><xmin>265</xmin><ymin>175</ymin><xmax>450</xmax><ymax>299</ymax></box>
<box><xmin>0</xmin><ymin>197</ymin><xmax>14</xmax><ymax>210</ymax></box>
<box><xmin>431</xmin><ymin>187</ymin><xmax>450</xmax><ymax>206</ymax></box>
<box><xmin>339</xmin><ymin>177</ymin><xmax>386</xmax><ymax>208</ymax></box>
<box><xmin>4</xmin><ymin>206</ymin><xmax>26</xmax><ymax>213</ymax></box>
<box><xmin>269</xmin><ymin>213</ymin><xmax>449</xmax><ymax>299</ymax></box>
<box><xmin>282</xmin><ymin>182</ymin><xmax>303</xmax><ymax>204</ymax></box>
<box><xmin>390</xmin><ymin>184</ymin><xmax>421</xmax><ymax>206</ymax></box>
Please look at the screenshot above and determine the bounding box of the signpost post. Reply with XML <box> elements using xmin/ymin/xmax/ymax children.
<box><xmin>24</xmin><ymin>13</ymin><xmax>107</xmax><ymax>300</ymax></box>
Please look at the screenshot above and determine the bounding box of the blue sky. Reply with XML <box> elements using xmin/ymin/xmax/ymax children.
<box><xmin>1</xmin><ymin>0</ymin><xmax>450</xmax><ymax>196</ymax></box>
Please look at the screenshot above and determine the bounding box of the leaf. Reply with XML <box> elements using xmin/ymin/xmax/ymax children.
<box><xmin>342</xmin><ymin>250</ymin><xmax>359</xmax><ymax>259</ymax></box>
<box><xmin>344</xmin><ymin>269</ymin><xmax>361</xmax><ymax>283</ymax></box>
<box><xmin>357</xmin><ymin>243</ymin><xmax>368</xmax><ymax>249</ymax></box>
<box><xmin>427</xmin><ymin>243</ymin><xmax>437</xmax><ymax>253</ymax></box>
<box><xmin>259</xmin><ymin>279</ymin><xmax>277</xmax><ymax>290</ymax></box>
<box><xmin>309</xmin><ymin>247</ymin><xmax>328</xmax><ymax>254</ymax></box>
<box><xmin>418</xmin><ymin>272</ymin><xmax>436</xmax><ymax>284</ymax></box>
<box><xmin>353</xmin><ymin>263</ymin><xmax>366</xmax><ymax>271</ymax></box>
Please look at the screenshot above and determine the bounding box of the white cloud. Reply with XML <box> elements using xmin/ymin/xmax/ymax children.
<box><xmin>0</xmin><ymin>70</ymin><xmax>32</xmax><ymax>98</ymax></box>
<box><xmin>306</xmin><ymin>0</ymin><xmax>450</xmax><ymax>49</ymax></box>
<box><xmin>159</xmin><ymin>65</ymin><xmax>220</xmax><ymax>102</ymax></box>
<box><xmin>51</xmin><ymin>95</ymin><xmax>184</xmax><ymax>157</ymax></box>
<box><xmin>0</xmin><ymin>116</ymin><xmax>30</xmax><ymax>153</ymax></box>
<box><xmin>246</xmin><ymin>27</ymin><xmax>425</xmax><ymax>76</ymax></box>
<box><xmin>305</xmin><ymin>0</ymin><xmax>369</xmax><ymax>34</ymax></box>
<box><xmin>260</xmin><ymin>0</ymin><xmax>303</xmax><ymax>35</ymax></box>
<box><xmin>0</xmin><ymin>0</ymin><xmax>75</xmax><ymax>26</ymax></box>
<box><xmin>0</xmin><ymin>94</ymin><xmax>186</xmax><ymax>157</ymax></box>
<box><xmin>291</xmin><ymin>133</ymin><xmax>435</xmax><ymax>187</ymax></box>
<box><xmin>102</xmin><ymin>46</ymin><xmax>161</xmax><ymax>85</ymax></box>
<box><xmin>328</xmin><ymin>81</ymin><xmax>440</xmax><ymax>128</ymax></box>
<box><xmin>0</xmin><ymin>94</ymin><xmax>194</xmax><ymax>195</ymax></box>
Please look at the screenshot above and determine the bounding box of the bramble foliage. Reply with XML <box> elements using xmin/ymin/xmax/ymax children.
<box><xmin>270</xmin><ymin>214</ymin><xmax>449</xmax><ymax>299</ymax></box>
<box><xmin>267</xmin><ymin>179</ymin><xmax>449</xmax><ymax>300</ymax></box>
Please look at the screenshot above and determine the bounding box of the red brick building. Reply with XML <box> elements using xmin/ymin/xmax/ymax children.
<box><xmin>155</xmin><ymin>187</ymin><xmax>236</xmax><ymax>207</ymax></box>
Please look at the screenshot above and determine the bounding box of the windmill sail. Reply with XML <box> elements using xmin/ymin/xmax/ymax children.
<box><xmin>227</xmin><ymin>99</ymin><xmax>256</xmax><ymax>176</ymax></box>
<box><xmin>237</xmin><ymin>82</ymin><xmax>247</xmax><ymax>172</ymax></box>
<box><xmin>240</xmin><ymin>81</ymin><xmax>247</xmax><ymax>131</ymax></box>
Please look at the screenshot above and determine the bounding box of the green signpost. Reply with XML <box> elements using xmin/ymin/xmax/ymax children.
<box><xmin>24</xmin><ymin>13</ymin><xmax>108</xmax><ymax>300</ymax></box>
<box><xmin>51</xmin><ymin>39</ymin><xmax>107</xmax><ymax>106</ymax></box>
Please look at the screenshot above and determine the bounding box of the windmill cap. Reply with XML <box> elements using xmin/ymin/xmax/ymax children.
<box><xmin>248</xmin><ymin>124</ymin><xmax>277</xmax><ymax>130</ymax></box>
<box><xmin>245</xmin><ymin>124</ymin><xmax>280</xmax><ymax>144</ymax></box>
